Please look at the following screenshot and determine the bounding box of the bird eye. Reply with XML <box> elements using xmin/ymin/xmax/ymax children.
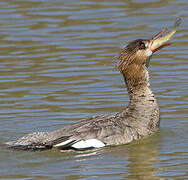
<box><xmin>139</xmin><ymin>41</ymin><xmax>145</xmax><ymax>49</ymax></box>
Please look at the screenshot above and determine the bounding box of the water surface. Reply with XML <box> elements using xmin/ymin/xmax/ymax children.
<box><xmin>0</xmin><ymin>0</ymin><xmax>187</xmax><ymax>179</ymax></box>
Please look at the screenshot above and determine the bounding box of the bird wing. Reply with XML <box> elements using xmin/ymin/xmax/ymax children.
<box><xmin>47</xmin><ymin>113</ymin><xmax>124</xmax><ymax>150</ymax></box>
<box><xmin>5</xmin><ymin>111</ymin><xmax>133</xmax><ymax>151</ymax></box>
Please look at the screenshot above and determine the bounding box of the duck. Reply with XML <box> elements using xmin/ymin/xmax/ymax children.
<box><xmin>5</xmin><ymin>19</ymin><xmax>180</xmax><ymax>151</ymax></box>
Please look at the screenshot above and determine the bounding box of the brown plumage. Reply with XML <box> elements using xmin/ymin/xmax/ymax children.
<box><xmin>5</xmin><ymin>29</ymin><xmax>175</xmax><ymax>151</ymax></box>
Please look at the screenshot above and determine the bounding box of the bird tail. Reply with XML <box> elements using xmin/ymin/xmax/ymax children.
<box><xmin>4</xmin><ymin>132</ymin><xmax>52</xmax><ymax>151</ymax></box>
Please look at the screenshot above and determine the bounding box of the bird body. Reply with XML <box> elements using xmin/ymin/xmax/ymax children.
<box><xmin>5</xmin><ymin>84</ymin><xmax>159</xmax><ymax>151</ymax></box>
<box><xmin>5</xmin><ymin>19</ymin><xmax>181</xmax><ymax>151</ymax></box>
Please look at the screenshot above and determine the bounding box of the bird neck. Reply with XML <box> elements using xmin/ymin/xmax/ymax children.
<box><xmin>128</xmin><ymin>84</ymin><xmax>155</xmax><ymax>107</ymax></box>
<box><xmin>121</xmin><ymin>64</ymin><xmax>158</xmax><ymax>109</ymax></box>
<box><xmin>121</xmin><ymin>64</ymin><xmax>151</xmax><ymax>95</ymax></box>
<box><xmin>121</xmin><ymin>65</ymin><xmax>160</xmax><ymax>134</ymax></box>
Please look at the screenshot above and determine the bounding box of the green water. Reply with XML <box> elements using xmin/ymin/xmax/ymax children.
<box><xmin>0</xmin><ymin>0</ymin><xmax>187</xmax><ymax>179</ymax></box>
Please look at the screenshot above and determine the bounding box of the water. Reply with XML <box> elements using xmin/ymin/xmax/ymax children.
<box><xmin>0</xmin><ymin>0</ymin><xmax>187</xmax><ymax>179</ymax></box>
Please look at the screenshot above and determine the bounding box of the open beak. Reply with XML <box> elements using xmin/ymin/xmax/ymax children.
<box><xmin>148</xmin><ymin>18</ymin><xmax>181</xmax><ymax>53</ymax></box>
<box><xmin>149</xmin><ymin>28</ymin><xmax>172</xmax><ymax>53</ymax></box>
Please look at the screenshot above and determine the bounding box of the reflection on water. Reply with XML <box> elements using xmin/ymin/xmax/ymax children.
<box><xmin>0</xmin><ymin>0</ymin><xmax>188</xmax><ymax>179</ymax></box>
<box><xmin>127</xmin><ymin>133</ymin><xmax>162</xmax><ymax>180</ymax></box>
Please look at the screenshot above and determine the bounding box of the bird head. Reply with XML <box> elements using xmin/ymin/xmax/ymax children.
<box><xmin>118</xmin><ymin>28</ymin><xmax>172</xmax><ymax>72</ymax></box>
<box><xmin>118</xmin><ymin>28</ymin><xmax>176</xmax><ymax>91</ymax></box>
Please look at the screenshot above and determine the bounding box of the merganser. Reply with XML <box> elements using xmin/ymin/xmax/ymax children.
<box><xmin>5</xmin><ymin>19</ymin><xmax>181</xmax><ymax>151</ymax></box>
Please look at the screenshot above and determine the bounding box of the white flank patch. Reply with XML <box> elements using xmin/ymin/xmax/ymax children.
<box><xmin>53</xmin><ymin>139</ymin><xmax>73</xmax><ymax>147</ymax></box>
<box><xmin>71</xmin><ymin>139</ymin><xmax>105</xmax><ymax>149</ymax></box>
